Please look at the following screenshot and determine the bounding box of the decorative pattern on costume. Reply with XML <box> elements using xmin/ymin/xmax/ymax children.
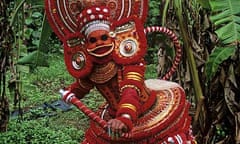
<box><xmin>119</xmin><ymin>38</ymin><xmax>138</xmax><ymax>57</ymax></box>
<box><xmin>63</xmin><ymin>33</ymin><xmax>93</xmax><ymax>78</ymax></box>
<box><xmin>112</xmin><ymin>17</ymin><xmax>147</xmax><ymax>64</ymax></box>
<box><xmin>45</xmin><ymin>0</ymin><xmax>148</xmax><ymax>42</ymax></box>
<box><xmin>71</xmin><ymin>52</ymin><xmax>86</xmax><ymax>70</ymax></box>
<box><xmin>77</xmin><ymin>6</ymin><xmax>110</xmax><ymax>36</ymax></box>
<box><xmin>89</xmin><ymin>61</ymin><xmax>118</xmax><ymax>84</ymax></box>
<box><xmin>119</xmin><ymin>103</ymin><xmax>137</xmax><ymax>112</ymax></box>
<box><xmin>119</xmin><ymin>63</ymin><xmax>145</xmax><ymax>93</ymax></box>
<box><xmin>82</xmin><ymin>80</ymin><xmax>192</xmax><ymax>143</ymax></box>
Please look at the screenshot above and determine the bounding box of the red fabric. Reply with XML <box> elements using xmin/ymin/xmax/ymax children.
<box><xmin>67</xmin><ymin>79</ymin><xmax>93</xmax><ymax>99</ymax></box>
<box><xmin>117</xmin><ymin>87</ymin><xmax>140</xmax><ymax>121</ymax></box>
<box><xmin>119</xmin><ymin>62</ymin><xmax>145</xmax><ymax>91</ymax></box>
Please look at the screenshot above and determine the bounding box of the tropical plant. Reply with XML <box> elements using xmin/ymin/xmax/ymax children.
<box><xmin>1</xmin><ymin>0</ymin><xmax>58</xmax><ymax>132</ymax></box>
<box><xmin>157</xmin><ymin>0</ymin><xmax>240</xmax><ymax>143</ymax></box>
<box><xmin>149</xmin><ymin>0</ymin><xmax>240</xmax><ymax>143</ymax></box>
<box><xmin>10</xmin><ymin>0</ymin><xmax>54</xmax><ymax>69</ymax></box>
<box><xmin>204</xmin><ymin>0</ymin><xmax>240</xmax><ymax>143</ymax></box>
<box><xmin>206</xmin><ymin>0</ymin><xmax>239</xmax><ymax>81</ymax></box>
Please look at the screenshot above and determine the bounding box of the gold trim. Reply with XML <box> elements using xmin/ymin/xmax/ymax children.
<box><xmin>120</xmin><ymin>84</ymin><xmax>141</xmax><ymax>95</ymax></box>
<box><xmin>120</xmin><ymin>103</ymin><xmax>137</xmax><ymax>112</ymax></box>
<box><xmin>126</xmin><ymin>75</ymin><xmax>142</xmax><ymax>81</ymax></box>
<box><xmin>126</xmin><ymin>72</ymin><xmax>143</xmax><ymax>77</ymax></box>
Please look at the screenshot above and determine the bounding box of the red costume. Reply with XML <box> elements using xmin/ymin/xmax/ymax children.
<box><xmin>45</xmin><ymin>0</ymin><xmax>195</xmax><ymax>143</ymax></box>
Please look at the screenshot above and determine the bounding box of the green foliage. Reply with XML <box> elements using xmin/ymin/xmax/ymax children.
<box><xmin>146</xmin><ymin>1</ymin><xmax>160</xmax><ymax>26</ymax></box>
<box><xmin>0</xmin><ymin>118</ymin><xmax>82</xmax><ymax>144</ymax></box>
<box><xmin>210</xmin><ymin>0</ymin><xmax>240</xmax><ymax>44</ymax></box>
<box><xmin>161</xmin><ymin>0</ymin><xmax>170</xmax><ymax>26</ymax></box>
<box><xmin>10</xmin><ymin>0</ymin><xmax>57</xmax><ymax>70</ymax></box>
<box><xmin>19</xmin><ymin>54</ymin><xmax>73</xmax><ymax>107</ymax></box>
<box><xmin>2</xmin><ymin>53</ymin><xmax>85</xmax><ymax>143</ymax></box>
<box><xmin>17</xmin><ymin>51</ymin><xmax>49</xmax><ymax>67</ymax></box>
<box><xmin>197</xmin><ymin>0</ymin><xmax>211</xmax><ymax>9</ymax></box>
<box><xmin>38</xmin><ymin>13</ymin><xmax>53</xmax><ymax>53</ymax></box>
<box><xmin>205</xmin><ymin>0</ymin><xmax>240</xmax><ymax>82</ymax></box>
<box><xmin>205</xmin><ymin>46</ymin><xmax>236</xmax><ymax>82</ymax></box>
<box><xmin>145</xmin><ymin>64</ymin><xmax>158</xmax><ymax>79</ymax></box>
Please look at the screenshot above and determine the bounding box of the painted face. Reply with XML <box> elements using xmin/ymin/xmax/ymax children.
<box><xmin>86</xmin><ymin>30</ymin><xmax>114</xmax><ymax>58</ymax></box>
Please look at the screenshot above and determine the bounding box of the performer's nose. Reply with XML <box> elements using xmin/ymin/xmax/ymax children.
<box><xmin>96</xmin><ymin>39</ymin><xmax>104</xmax><ymax>46</ymax></box>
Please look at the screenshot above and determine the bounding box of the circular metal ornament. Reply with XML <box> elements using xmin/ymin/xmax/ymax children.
<box><xmin>72</xmin><ymin>52</ymin><xmax>86</xmax><ymax>70</ymax></box>
<box><xmin>119</xmin><ymin>38</ymin><xmax>138</xmax><ymax>57</ymax></box>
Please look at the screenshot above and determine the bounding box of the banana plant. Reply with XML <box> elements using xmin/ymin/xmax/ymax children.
<box><xmin>11</xmin><ymin>0</ymin><xmax>52</xmax><ymax>69</ymax></box>
<box><xmin>182</xmin><ymin>0</ymin><xmax>240</xmax><ymax>143</ymax></box>
<box><xmin>205</xmin><ymin>0</ymin><xmax>240</xmax><ymax>82</ymax></box>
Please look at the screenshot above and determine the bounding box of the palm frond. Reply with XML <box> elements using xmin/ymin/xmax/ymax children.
<box><xmin>210</xmin><ymin>0</ymin><xmax>240</xmax><ymax>44</ymax></box>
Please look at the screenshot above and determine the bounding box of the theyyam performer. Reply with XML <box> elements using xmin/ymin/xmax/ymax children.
<box><xmin>45</xmin><ymin>0</ymin><xmax>196</xmax><ymax>143</ymax></box>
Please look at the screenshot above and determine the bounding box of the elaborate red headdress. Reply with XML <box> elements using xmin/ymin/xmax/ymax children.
<box><xmin>45</xmin><ymin>0</ymin><xmax>148</xmax><ymax>78</ymax></box>
<box><xmin>45</xmin><ymin>0</ymin><xmax>148</xmax><ymax>41</ymax></box>
<box><xmin>77</xmin><ymin>6</ymin><xmax>111</xmax><ymax>36</ymax></box>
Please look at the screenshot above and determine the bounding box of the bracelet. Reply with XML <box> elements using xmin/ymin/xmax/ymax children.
<box><xmin>120</xmin><ymin>103</ymin><xmax>137</xmax><ymax>112</ymax></box>
<box><xmin>121</xmin><ymin>114</ymin><xmax>132</xmax><ymax>120</ymax></box>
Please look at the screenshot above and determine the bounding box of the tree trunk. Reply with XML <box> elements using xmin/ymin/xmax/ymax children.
<box><xmin>0</xmin><ymin>0</ymin><xmax>13</xmax><ymax>132</ymax></box>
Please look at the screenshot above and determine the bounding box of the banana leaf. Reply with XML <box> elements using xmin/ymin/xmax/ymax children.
<box><xmin>205</xmin><ymin>46</ymin><xmax>236</xmax><ymax>82</ymax></box>
<box><xmin>210</xmin><ymin>0</ymin><xmax>240</xmax><ymax>44</ymax></box>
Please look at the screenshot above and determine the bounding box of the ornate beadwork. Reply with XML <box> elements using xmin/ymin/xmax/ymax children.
<box><xmin>67</xmin><ymin>37</ymin><xmax>83</xmax><ymax>47</ymax></box>
<box><xmin>89</xmin><ymin>61</ymin><xmax>118</xmax><ymax>84</ymax></box>
<box><xmin>120</xmin><ymin>84</ymin><xmax>141</xmax><ymax>96</ymax></box>
<box><xmin>114</xmin><ymin>21</ymin><xmax>135</xmax><ymax>34</ymax></box>
<box><xmin>45</xmin><ymin>0</ymin><xmax>148</xmax><ymax>42</ymax></box>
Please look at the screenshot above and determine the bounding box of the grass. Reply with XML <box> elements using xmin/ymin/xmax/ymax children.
<box><xmin>1</xmin><ymin>52</ymin><xmax>157</xmax><ymax>143</ymax></box>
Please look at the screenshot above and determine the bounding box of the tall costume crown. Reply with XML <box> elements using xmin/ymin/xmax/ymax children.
<box><xmin>45</xmin><ymin>0</ymin><xmax>148</xmax><ymax>78</ymax></box>
<box><xmin>77</xmin><ymin>6</ymin><xmax>111</xmax><ymax>36</ymax></box>
<box><xmin>45</xmin><ymin>0</ymin><xmax>148</xmax><ymax>41</ymax></box>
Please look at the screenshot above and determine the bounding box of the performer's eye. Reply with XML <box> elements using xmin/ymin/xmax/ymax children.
<box><xmin>101</xmin><ymin>34</ymin><xmax>108</xmax><ymax>41</ymax></box>
<box><xmin>89</xmin><ymin>37</ymin><xmax>97</xmax><ymax>43</ymax></box>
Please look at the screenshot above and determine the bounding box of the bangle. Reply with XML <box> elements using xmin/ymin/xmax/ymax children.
<box><xmin>120</xmin><ymin>103</ymin><xmax>137</xmax><ymax>112</ymax></box>
<box><xmin>121</xmin><ymin>114</ymin><xmax>131</xmax><ymax>120</ymax></box>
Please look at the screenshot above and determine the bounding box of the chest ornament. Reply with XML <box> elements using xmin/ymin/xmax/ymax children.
<box><xmin>89</xmin><ymin>61</ymin><xmax>118</xmax><ymax>84</ymax></box>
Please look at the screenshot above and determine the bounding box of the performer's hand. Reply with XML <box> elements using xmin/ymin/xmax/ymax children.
<box><xmin>107</xmin><ymin>119</ymin><xmax>127</xmax><ymax>139</ymax></box>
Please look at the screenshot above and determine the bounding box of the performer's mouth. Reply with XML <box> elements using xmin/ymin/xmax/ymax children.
<box><xmin>87</xmin><ymin>43</ymin><xmax>114</xmax><ymax>57</ymax></box>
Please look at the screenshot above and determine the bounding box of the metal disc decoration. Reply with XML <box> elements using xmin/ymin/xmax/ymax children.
<box><xmin>45</xmin><ymin>0</ymin><xmax>148</xmax><ymax>42</ymax></box>
<box><xmin>62</xmin><ymin>32</ymin><xmax>93</xmax><ymax>79</ymax></box>
<box><xmin>119</xmin><ymin>38</ymin><xmax>138</xmax><ymax>57</ymax></box>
